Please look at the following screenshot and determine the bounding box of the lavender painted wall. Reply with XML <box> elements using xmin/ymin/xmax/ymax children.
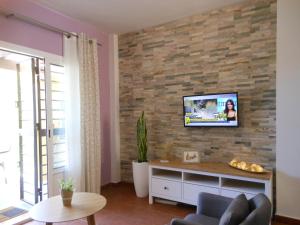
<box><xmin>0</xmin><ymin>0</ymin><xmax>111</xmax><ymax>185</ymax></box>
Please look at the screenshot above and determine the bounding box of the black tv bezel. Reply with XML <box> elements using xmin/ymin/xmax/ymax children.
<box><xmin>182</xmin><ymin>92</ymin><xmax>239</xmax><ymax>128</ymax></box>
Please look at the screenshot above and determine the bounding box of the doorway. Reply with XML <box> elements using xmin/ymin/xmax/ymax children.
<box><xmin>0</xmin><ymin>49</ymin><xmax>48</xmax><ymax>211</ymax></box>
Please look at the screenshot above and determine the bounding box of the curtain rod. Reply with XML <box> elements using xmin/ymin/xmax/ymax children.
<box><xmin>0</xmin><ymin>9</ymin><xmax>102</xmax><ymax>47</ymax></box>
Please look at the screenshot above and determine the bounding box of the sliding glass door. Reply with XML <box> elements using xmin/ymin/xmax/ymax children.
<box><xmin>0</xmin><ymin>46</ymin><xmax>65</xmax><ymax>207</ymax></box>
<box><xmin>46</xmin><ymin>64</ymin><xmax>67</xmax><ymax>196</ymax></box>
<box><xmin>18</xmin><ymin>57</ymin><xmax>48</xmax><ymax>204</ymax></box>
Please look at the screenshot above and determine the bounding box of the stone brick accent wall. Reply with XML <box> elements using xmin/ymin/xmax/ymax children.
<box><xmin>119</xmin><ymin>0</ymin><xmax>276</xmax><ymax>181</ymax></box>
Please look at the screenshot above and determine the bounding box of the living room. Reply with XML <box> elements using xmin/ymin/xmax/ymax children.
<box><xmin>0</xmin><ymin>0</ymin><xmax>299</xmax><ymax>225</ymax></box>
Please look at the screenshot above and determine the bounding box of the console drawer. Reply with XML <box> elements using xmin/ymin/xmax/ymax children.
<box><xmin>183</xmin><ymin>183</ymin><xmax>219</xmax><ymax>205</ymax></box>
<box><xmin>152</xmin><ymin>178</ymin><xmax>181</xmax><ymax>199</ymax></box>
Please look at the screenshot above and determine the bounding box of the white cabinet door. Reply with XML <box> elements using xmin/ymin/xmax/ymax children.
<box><xmin>183</xmin><ymin>183</ymin><xmax>219</xmax><ymax>205</ymax></box>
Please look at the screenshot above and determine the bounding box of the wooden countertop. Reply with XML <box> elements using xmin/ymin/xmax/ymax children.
<box><xmin>150</xmin><ymin>160</ymin><xmax>272</xmax><ymax>180</ymax></box>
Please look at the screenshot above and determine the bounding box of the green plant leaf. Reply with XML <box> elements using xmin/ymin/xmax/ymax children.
<box><xmin>59</xmin><ymin>178</ymin><xmax>74</xmax><ymax>192</ymax></box>
<box><xmin>137</xmin><ymin>111</ymin><xmax>148</xmax><ymax>162</ymax></box>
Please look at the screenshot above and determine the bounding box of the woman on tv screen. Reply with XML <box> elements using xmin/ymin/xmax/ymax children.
<box><xmin>224</xmin><ymin>99</ymin><xmax>237</xmax><ymax>121</ymax></box>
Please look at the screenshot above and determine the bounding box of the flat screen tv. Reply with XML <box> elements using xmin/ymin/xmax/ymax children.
<box><xmin>183</xmin><ymin>92</ymin><xmax>239</xmax><ymax>127</ymax></box>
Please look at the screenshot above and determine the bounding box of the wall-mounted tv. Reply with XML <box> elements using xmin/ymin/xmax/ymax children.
<box><xmin>183</xmin><ymin>92</ymin><xmax>239</xmax><ymax>127</ymax></box>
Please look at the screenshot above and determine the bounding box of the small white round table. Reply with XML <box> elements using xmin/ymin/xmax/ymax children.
<box><xmin>29</xmin><ymin>192</ymin><xmax>106</xmax><ymax>225</ymax></box>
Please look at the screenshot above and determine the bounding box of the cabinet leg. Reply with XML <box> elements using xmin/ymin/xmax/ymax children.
<box><xmin>87</xmin><ymin>214</ymin><xmax>96</xmax><ymax>225</ymax></box>
<box><xmin>149</xmin><ymin>195</ymin><xmax>153</xmax><ymax>204</ymax></box>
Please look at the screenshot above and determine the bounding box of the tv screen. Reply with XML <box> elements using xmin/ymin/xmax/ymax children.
<box><xmin>183</xmin><ymin>92</ymin><xmax>239</xmax><ymax>127</ymax></box>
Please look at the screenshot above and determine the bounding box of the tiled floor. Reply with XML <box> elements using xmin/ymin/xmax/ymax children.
<box><xmin>26</xmin><ymin>183</ymin><xmax>287</xmax><ymax>225</ymax></box>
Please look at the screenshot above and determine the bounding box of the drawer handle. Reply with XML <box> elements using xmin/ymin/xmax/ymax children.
<box><xmin>164</xmin><ymin>186</ymin><xmax>169</xmax><ymax>190</ymax></box>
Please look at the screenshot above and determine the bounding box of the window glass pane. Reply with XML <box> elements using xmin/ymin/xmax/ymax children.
<box><xmin>50</xmin><ymin>65</ymin><xmax>67</xmax><ymax>169</ymax></box>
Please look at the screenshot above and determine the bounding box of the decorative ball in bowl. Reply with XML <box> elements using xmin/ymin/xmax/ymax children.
<box><xmin>229</xmin><ymin>159</ymin><xmax>265</xmax><ymax>173</ymax></box>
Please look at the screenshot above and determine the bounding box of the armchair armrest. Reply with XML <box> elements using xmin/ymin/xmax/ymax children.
<box><xmin>197</xmin><ymin>192</ymin><xmax>232</xmax><ymax>219</ymax></box>
<box><xmin>171</xmin><ymin>218</ymin><xmax>199</xmax><ymax>225</ymax></box>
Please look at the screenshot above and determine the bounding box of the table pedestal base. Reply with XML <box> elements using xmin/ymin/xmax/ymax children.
<box><xmin>87</xmin><ymin>214</ymin><xmax>96</xmax><ymax>225</ymax></box>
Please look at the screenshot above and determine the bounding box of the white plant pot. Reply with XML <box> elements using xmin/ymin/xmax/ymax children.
<box><xmin>132</xmin><ymin>161</ymin><xmax>149</xmax><ymax>198</ymax></box>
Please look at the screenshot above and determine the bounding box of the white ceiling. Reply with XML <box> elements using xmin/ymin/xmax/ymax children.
<box><xmin>32</xmin><ymin>0</ymin><xmax>245</xmax><ymax>34</ymax></box>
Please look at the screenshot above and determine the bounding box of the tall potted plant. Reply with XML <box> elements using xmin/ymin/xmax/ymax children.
<box><xmin>132</xmin><ymin>111</ymin><xmax>149</xmax><ymax>197</ymax></box>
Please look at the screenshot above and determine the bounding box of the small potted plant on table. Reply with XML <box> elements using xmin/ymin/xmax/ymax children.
<box><xmin>60</xmin><ymin>178</ymin><xmax>74</xmax><ymax>206</ymax></box>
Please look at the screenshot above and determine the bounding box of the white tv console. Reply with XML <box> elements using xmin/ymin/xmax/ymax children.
<box><xmin>149</xmin><ymin>161</ymin><xmax>272</xmax><ymax>206</ymax></box>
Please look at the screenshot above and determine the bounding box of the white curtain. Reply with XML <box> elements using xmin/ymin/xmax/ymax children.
<box><xmin>63</xmin><ymin>33</ymin><xmax>101</xmax><ymax>193</ymax></box>
<box><xmin>63</xmin><ymin>35</ymin><xmax>85</xmax><ymax>192</ymax></box>
<box><xmin>78</xmin><ymin>33</ymin><xmax>101</xmax><ymax>194</ymax></box>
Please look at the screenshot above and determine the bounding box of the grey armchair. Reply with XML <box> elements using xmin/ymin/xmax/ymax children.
<box><xmin>171</xmin><ymin>192</ymin><xmax>271</xmax><ymax>225</ymax></box>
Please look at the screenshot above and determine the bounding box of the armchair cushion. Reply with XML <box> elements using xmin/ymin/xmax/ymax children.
<box><xmin>171</xmin><ymin>218</ymin><xmax>199</xmax><ymax>225</ymax></box>
<box><xmin>185</xmin><ymin>214</ymin><xmax>219</xmax><ymax>225</ymax></box>
<box><xmin>219</xmin><ymin>194</ymin><xmax>249</xmax><ymax>225</ymax></box>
